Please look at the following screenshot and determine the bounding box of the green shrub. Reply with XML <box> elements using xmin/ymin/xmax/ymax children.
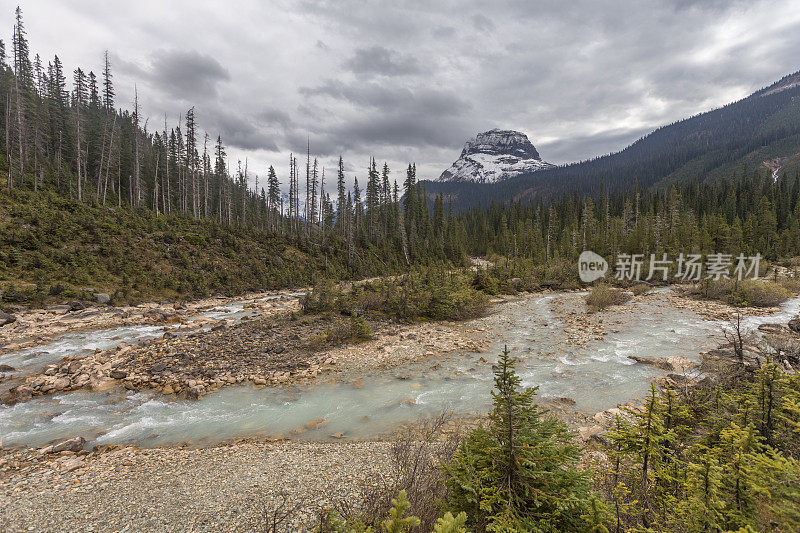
<box><xmin>308</xmin><ymin>315</ymin><xmax>373</xmax><ymax>350</ymax></box>
<box><xmin>690</xmin><ymin>279</ymin><xmax>791</xmax><ymax>307</ymax></box>
<box><xmin>739</xmin><ymin>280</ymin><xmax>791</xmax><ymax>307</ymax></box>
<box><xmin>631</xmin><ymin>283</ymin><xmax>651</xmax><ymax>296</ymax></box>
<box><xmin>585</xmin><ymin>284</ymin><xmax>631</xmax><ymax>311</ymax></box>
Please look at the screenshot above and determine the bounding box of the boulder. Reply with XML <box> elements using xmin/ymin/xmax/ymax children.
<box><xmin>51</xmin><ymin>436</ymin><xmax>86</xmax><ymax>453</ymax></box>
<box><xmin>109</xmin><ymin>369</ymin><xmax>128</xmax><ymax>379</ymax></box>
<box><xmin>67</xmin><ymin>300</ymin><xmax>90</xmax><ymax>312</ymax></box>
<box><xmin>93</xmin><ymin>293</ymin><xmax>111</xmax><ymax>305</ymax></box>
<box><xmin>578</xmin><ymin>425</ymin><xmax>604</xmax><ymax>441</ymax></box>
<box><xmin>0</xmin><ymin>364</ymin><xmax>16</xmax><ymax>372</ymax></box>
<box><xmin>304</xmin><ymin>417</ymin><xmax>327</xmax><ymax>430</ymax></box>
<box><xmin>628</xmin><ymin>355</ymin><xmax>697</xmax><ymax>372</ymax></box>
<box><xmin>52</xmin><ymin>377</ymin><xmax>71</xmax><ymax>391</ymax></box>
<box><xmin>60</xmin><ymin>457</ymin><xmax>85</xmax><ymax>472</ymax></box>
<box><xmin>0</xmin><ymin>311</ymin><xmax>16</xmax><ymax>327</ymax></box>
<box><xmin>789</xmin><ymin>316</ymin><xmax>800</xmax><ymax>334</ymax></box>
<box><xmin>1</xmin><ymin>385</ymin><xmax>33</xmax><ymax>404</ymax></box>
<box><xmin>186</xmin><ymin>385</ymin><xmax>204</xmax><ymax>399</ymax></box>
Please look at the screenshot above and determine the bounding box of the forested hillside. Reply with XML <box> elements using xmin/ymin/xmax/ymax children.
<box><xmin>424</xmin><ymin>71</ymin><xmax>800</xmax><ymax>210</ymax></box>
<box><xmin>0</xmin><ymin>8</ymin><xmax>467</xmax><ymax>306</ymax></box>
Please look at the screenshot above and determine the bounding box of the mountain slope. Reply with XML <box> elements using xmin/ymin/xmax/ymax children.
<box><xmin>423</xmin><ymin>70</ymin><xmax>800</xmax><ymax>209</ymax></box>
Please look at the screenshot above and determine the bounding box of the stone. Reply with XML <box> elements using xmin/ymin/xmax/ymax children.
<box><xmin>0</xmin><ymin>364</ymin><xmax>16</xmax><ymax>372</ymax></box>
<box><xmin>186</xmin><ymin>386</ymin><xmax>204</xmax><ymax>399</ymax></box>
<box><xmin>0</xmin><ymin>311</ymin><xmax>16</xmax><ymax>327</ymax></box>
<box><xmin>578</xmin><ymin>425</ymin><xmax>604</xmax><ymax>441</ymax></box>
<box><xmin>61</xmin><ymin>457</ymin><xmax>85</xmax><ymax>472</ymax></box>
<box><xmin>789</xmin><ymin>316</ymin><xmax>800</xmax><ymax>333</ymax></box>
<box><xmin>253</xmin><ymin>377</ymin><xmax>267</xmax><ymax>385</ymax></box>
<box><xmin>304</xmin><ymin>417</ymin><xmax>326</xmax><ymax>430</ymax></box>
<box><xmin>93</xmin><ymin>293</ymin><xmax>111</xmax><ymax>304</ymax></box>
<box><xmin>150</xmin><ymin>362</ymin><xmax>168</xmax><ymax>373</ymax></box>
<box><xmin>51</xmin><ymin>436</ymin><xmax>86</xmax><ymax>453</ymax></box>
<box><xmin>52</xmin><ymin>377</ymin><xmax>71</xmax><ymax>391</ymax></box>
<box><xmin>109</xmin><ymin>369</ymin><xmax>128</xmax><ymax>379</ymax></box>
<box><xmin>627</xmin><ymin>355</ymin><xmax>697</xmax><ymax>372</ymax></box>
<box><xmin>67</xmin><ymin>300</ymin><xmax>90</xmax><ymax>312</ymax></box>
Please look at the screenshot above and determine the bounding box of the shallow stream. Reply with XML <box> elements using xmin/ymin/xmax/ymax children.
<box><xmin>1</xmin><ymin>290</ymin><xmax>797</xmax><ymax>448</ymax></box>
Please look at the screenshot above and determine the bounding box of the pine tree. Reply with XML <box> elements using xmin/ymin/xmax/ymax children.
<box><xmin>445</xmin><ymin>345</ymin><xmax>599</xmax><ymax>531</ymax></box>
<box><xmin>336</xmin><ymin>155</ymin><xmax>346</xmax><ymax>234</ymax></box>
<box><xmin>102</xmin><ymin>50</ymin><xmax>114</xmax><ymax>111</ymax></box>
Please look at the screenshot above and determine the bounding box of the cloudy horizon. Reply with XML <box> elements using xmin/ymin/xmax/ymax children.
<box><xmin>9</xmin><ymin>0</ymin><xmax>800</xmax><ymax>190</ymax></box>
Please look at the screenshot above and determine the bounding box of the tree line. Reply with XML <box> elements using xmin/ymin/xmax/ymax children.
<box><xmin>0</xmin><ymin>7</ymin><xmax>467</xmax><ymax>273</ymax></box>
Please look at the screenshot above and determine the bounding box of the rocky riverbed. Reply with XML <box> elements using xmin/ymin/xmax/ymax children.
<box><xmin>1</xmin><ymin>284</ymin><xmax>799</xmax><ymax>531</ymax></box>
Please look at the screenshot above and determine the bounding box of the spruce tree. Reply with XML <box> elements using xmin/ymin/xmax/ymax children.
<box><xmin>445</xmin><ymin>345</ymin><xmax>600</xmax><ymax>531</ymax></box>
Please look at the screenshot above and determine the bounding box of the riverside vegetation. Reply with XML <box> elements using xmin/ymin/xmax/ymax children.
<box><xmin>310</xmin><ymin>335</ymin><xmax>800</xmax><ymax>532</ymax></box>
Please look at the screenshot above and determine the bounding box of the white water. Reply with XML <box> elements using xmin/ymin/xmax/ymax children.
<box><xmin>0</xmin><ymin>290</ymin><xmax>796</xmax><ymax>449</ymax></box>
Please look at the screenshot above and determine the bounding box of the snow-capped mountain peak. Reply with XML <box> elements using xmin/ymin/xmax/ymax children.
<box><xmin>438</xmin><ymin>129</ymin><xmax>554</xmax><ymax>184</ymax></box>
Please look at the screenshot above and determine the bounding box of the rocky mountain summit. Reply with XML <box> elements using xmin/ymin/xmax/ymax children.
<box><xmin>438</xmin><ymin>129</ymin><xmax>554</xmax><ymax>184</ymax></box>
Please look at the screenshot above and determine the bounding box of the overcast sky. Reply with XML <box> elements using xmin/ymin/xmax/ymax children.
<box><xmin>9</xmin><ymin>0</ymin><xmax>800</xmax><ymax>190</ymax></box>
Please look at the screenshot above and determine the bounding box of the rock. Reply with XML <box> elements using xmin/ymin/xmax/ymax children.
<box><xmin>0</xmin><ymin>311</ymin><xmax>16</xmax><ymax>327</ymax></box>
<box><xmin>549</xmin><ymin>396</ymin><xmax>576</xmax><ymax>407</ymax></box>
<box><xmin>1</xmin><ymin>385</ymin><xmax>32</xmax><ymax>404</ymax></box>
<box><xmin>304</xmin><ymin>418</ymin><xmax>327</xmax><ymax>430</ymax></box>
<box><xmin>186</xmin><ymin>385</ymin><xmax>204</xmax><ymax>399</ymax></box>
<box><xmin>67</xmin><ymin>300</ymin><xmax>90</xmax><ymax>312</ymax></box>
<box><xmin>52</xmin><ymin>377</ymin><xmax>71</xmax><ymax>391</ymax></box>
<box><xmin>253</xmin><ymin>377</ymin><xmax>267</xmax><ymax>385</ymax></box>
<box><xmin>0</xmin><ymin>364</ymin><xmax>16</xmax><ymax>372</ymax></box>
<box><xmin>789</xmin><ymin>316</ymin><xmax>800</xmax><ymax>333</ymax></box>
<box><xmin>162</xmin><ymin>385</ymin><xmax>174</xmax><ymax>395</ymax></box>
<box><xmin>578</xmin><ymin>425</ymin><xmax>604</xmax><ymax>441</ymax></box>
<box><xmin>60</xmin><ymin>457</ymin><xmax>85</xmax><ymax>471</ymax></box>
<box><xmin>627</xmin><ymin>355</ymin><xmax>697</xmax><ymax>372</ymax></box>
<box><xmin>401</xmin><ymin>398</ymin><xmax>416</xmax><ymax>406</ymax></box>
<box><xmin>109</xmin><ymin>369</ymin><xmax>128</xmax><ymax>379</ymax></box>
<box><xmin>93</xmin><ymin>293</ymin><xmax>111</xmax><ymax>304</ymax></box>
<box><xmin>150</xmin><ymin>362</ymin><xmax>168</xmax><ymax>373</ymax></box>
<box><xmin>51</xmin><ymin>436</ymin><xmax>86</xmax><ymax>453</ymax></box>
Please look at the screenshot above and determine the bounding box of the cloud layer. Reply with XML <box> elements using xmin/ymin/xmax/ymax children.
<box><xmin>12</xmin><ymin>0</ymin><xmax>800</xmax><ymax>190</ymax></box>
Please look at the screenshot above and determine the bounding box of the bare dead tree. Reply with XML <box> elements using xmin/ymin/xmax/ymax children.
<box><xmin>260</xmin><ymin>490</ymin><xmax>304</xmax><ymax>533</ymax></box>
<box><xmin>724</xmin><ymin>309</ymin><xmax>746</xmax><ymax>364</ymax></box>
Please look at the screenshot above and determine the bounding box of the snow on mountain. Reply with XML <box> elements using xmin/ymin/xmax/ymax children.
<box><xmin>438</xmin><ymin>129</ymin><xmax>555</xmax><ymax>184</ymax></box>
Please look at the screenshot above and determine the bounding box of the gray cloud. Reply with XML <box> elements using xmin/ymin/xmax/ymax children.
<box><xmin>343</xmin><ymin>46</ymin><xmax>422</xmax><ymax>76</ymax></box>
<box><xmin>149</xmin><ymin>50</ymin><xmax>230</xmax><ymax>99</ymax></box>
<box><xmin>13</xmin><ymin>0</ymin><xmax>800</xmax><ymax>185</ymax></box>
<box><xmin>471</xmin><ymin>14</ymin><xmax>494</xmax><ymax>31</ymax></box>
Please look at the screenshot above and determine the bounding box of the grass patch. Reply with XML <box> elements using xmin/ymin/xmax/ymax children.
<box><xmin>691</xmin><ymin>279</ymin><xmax>791</xmax><ymax>307</ymax></box>
<box><xmin>302</xmin><ymin>267</ymin><xmax>490</xmax><ymax>322</ymax></box>
<box><xmin>585</xmin><ymin>284</ymin><xmax>631</xmax><ymax>311</ymax></box>
<box><xmin>631</xmin><ymin>283</ymin><xmax>651</xmax><ymax>296</ymax></box>
<box><xmin>307</xmin><ymin>315</ymin><xmax>373</xmax><ymax>350</ymax></box>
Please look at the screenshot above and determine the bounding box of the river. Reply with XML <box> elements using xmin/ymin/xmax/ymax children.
<box><xmin>1</xmin><ymin>289</ymin><xmax>797</xmax><ymax>449</ymax></box>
